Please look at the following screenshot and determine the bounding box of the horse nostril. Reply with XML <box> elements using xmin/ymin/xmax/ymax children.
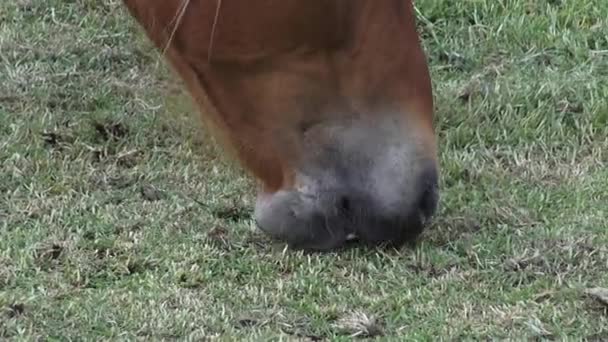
<box><xmin>339</xmin><ymin>196</ymin><xmax>351</xmax><ymax>214</ymax></box>
<box><xmin>418</xmin><ymin>168</ymin><xmax>439</xmax><ymax>220</ymax></box>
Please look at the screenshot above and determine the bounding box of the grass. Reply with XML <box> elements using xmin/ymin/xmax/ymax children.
<box><xmin>1</xmin><ymin>0</ymin><xmax>607</xmax><ymax>339</ymax></box>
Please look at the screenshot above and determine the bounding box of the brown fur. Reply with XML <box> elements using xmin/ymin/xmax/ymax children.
<box><xmin>120</xmin><ymin>0</ymin><xmax>435</xmax><ymax>194</ymax></box>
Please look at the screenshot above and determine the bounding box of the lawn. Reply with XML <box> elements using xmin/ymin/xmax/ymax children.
<box><xmin>1</xmin><ymin>0</ymin><xmax>607</xmax><ymax>339</ymax></box>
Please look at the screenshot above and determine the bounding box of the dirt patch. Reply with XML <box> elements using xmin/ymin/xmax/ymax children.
<box><xmin>124</xmin><ymin>258</ymin><xmax>151</xmax><ymax>275</ymax></box>
<box><xmin>34</xmin><ymin>243</ymin><xmax>64</xmax><ymax>263</ymax></box>
<box><xmin>234</xmin><ymin>311</ymin><xmax>274</xmax><ymax>330</ymax></box>
<box><xmin>140</xmin><ymin>184</ymin><xmax>164</xmax><ymax>202</ymax></box>
<box><xmin>5</xmin><ymin>303</ymin><xmax>25</xmax><ymax>318</ymax></box>
<box><xmin>437</xmin><ymin>51</ymin><xmax>472</xmax><ymax>72</ymax></box>
<box><xmin>556</xmin><ymin>99</ymin><xmax>584</xmax><ymax>114</ymax></box>
<box><xmin>40</xmin><ymin>125</ymin><xmax>76</xmax><ymax>151</ymax></box>
<box><xmin>405</xmin><ymin>260</ymin><xmax>461</xmax><ymax>278</ymax></box>
<box><xmin>41</xmin><ymin>131</ymin><xmax>62</xmax><ymax>147</ymax></box>
<box><xmin>115</xmin><ymin>149</ymin><xmax>142</xmax><ymax>168</ymax></box>
<box><xmin>204</xmin><ymin>225</ymin><xmax>233</xmax><ymax>251</ymax></box>
<box><xmin>456</xmin><ymin>66</ymin><xmax>501</xmax><ymax>103</ymax></box>
<box><xmin>458</xmin><ymin>79</ymin><xmax>493</xmax><ymax>102</ymax></box>
<box><xmin>93</xmin><ymin>120</ymin><xmax>129</xmax><ymax>142</ymax></box>
<box><xmin>176</xmin><ymin>271</ymin><xmax>205</xmax><ymax>289</ymax></box>
<box><xmin>212</xmin><ymin>205</ymin><xmax>251</xmax><ymax>222</ymax></box>
<box><xmin>87</xmin><ymin>146</ymin><xmax>143</xmax><ymax>168</ymax></box>
<box><xmin>504</xmin><ymin>251</ymin><xmax>542</xmax><ymax>272</ymax></box>
<box><xmin>236</xmin><ymin>317</ymin><xmax>259</xmax><ymax>328</ymax></box>
<box><xmin>94</xmin><ymin>244</ymin><xmax>120</xmax><ymax>260</ymax></box>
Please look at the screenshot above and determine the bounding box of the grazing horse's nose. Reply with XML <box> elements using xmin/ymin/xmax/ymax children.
<box><xmin>254</xmin><ymin>160</ymin><xmax>439</xmax><ymax>251</ymax></box>
<box><xmin>255</xmin><ymin>117</ymin><xmax>438</xmax><ymax>250</ymax></box>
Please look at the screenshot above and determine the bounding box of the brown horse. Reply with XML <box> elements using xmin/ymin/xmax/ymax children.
<box><xmin>121</xmin><ymin>0</ymin><xmax>439</xmax><ymax>251</ymax></box>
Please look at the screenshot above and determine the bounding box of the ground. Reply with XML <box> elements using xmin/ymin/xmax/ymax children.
<box><xmin>1</xmin><ymin>0</ymin><xmax>607</xmax><ymax>340</ymax></box>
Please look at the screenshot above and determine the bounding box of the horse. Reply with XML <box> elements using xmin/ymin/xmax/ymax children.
<box><xmin>120</xmin><ymin>0</ymin><xmax>439</xmax><ymax>251</ymax></box>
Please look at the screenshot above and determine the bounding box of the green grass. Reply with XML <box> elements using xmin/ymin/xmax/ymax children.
<box><xmin>1</xmin><ymin>0</ymin><xmax>607</xmax><ymax>339</ymax></box>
